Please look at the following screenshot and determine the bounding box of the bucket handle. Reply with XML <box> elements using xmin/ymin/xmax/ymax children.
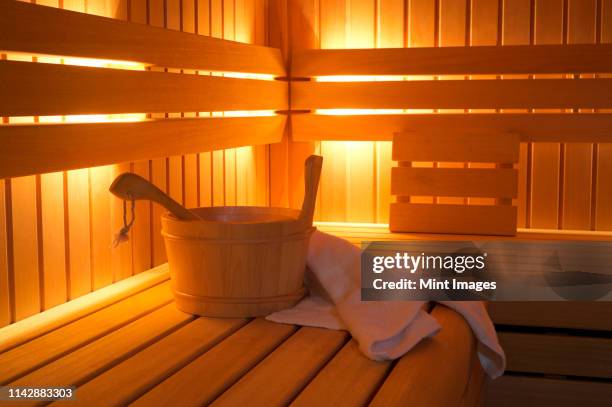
<box><xmin>298</xmin><ymin>155</ymin><xmax>323</xmax><ymax>226</ymax></box>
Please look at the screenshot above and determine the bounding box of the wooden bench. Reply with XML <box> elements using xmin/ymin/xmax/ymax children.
<box><xmin>0</xmin><ymin>264</ymin><xmax>483</xmax><ymax>407</ymax></box>
<box><xmin>320</xmin><ymin>223</ymin><xmax>612</xmax><ymax>407</ymax></box>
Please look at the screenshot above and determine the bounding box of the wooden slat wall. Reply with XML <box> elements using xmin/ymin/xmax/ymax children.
<box><xmin>308</xmin><ymin>0</ymin><xmax>612</xmax><ymax>230</ymax></box>
<box><xmin>0</xmin><ymin>0</ymin><xmax>273</xmax><ymax>328</ymax></box>
<box><xmin>598</xmin><ymin>0</ymin><xmax>612</xmax><ymax>230</ymax></box>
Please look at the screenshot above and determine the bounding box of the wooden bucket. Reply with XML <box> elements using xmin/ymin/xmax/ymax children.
<box><xmin>161</xmin><ymin>206</ymin><xmax>314</xmax><ymax>318</ymax></box>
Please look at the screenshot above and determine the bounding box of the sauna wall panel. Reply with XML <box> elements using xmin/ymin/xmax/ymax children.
<box><xmin>0</xmin><ymin>179</ymin><xmax>9</xmax><ymax>327</ymax></box>
<box><xmin>501</xmin><ymin>0</ymin><xmax>530</xmax><ymax>228</ymax></box>
<box><xmin>0</xmin><ymin>0</ymin><xmax>273</xmax><ymax>327</ymax></box>
<box><xmin>598</xmin><ymin>0</ymin><xmax>612</xmax><ymax>230</ymax></box>
<box><xmin>530</xmin><ymin>0</ymin><xmax>562</xmax><ymax>230</ymax></box>
<box><xmin>563</xmin><ymin>0</ymin><xmax>596</xmax><ymax>230</ymax></box>
<box><xmin>310</xmin><ymin>0</ymin><xmax>612</xmax><ymax>230</ymax></box>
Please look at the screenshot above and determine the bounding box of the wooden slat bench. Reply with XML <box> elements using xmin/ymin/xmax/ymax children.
<box><xmin>0</xmin><ymin>265</ymin><xmax>483</xmax><ymax>407</ymax></box>
<box><xmin>3</xmin><ymin>224</ymin><xmax>611</xmax><ymax>406</ymax></box>
<box><xmin>319</xmin><ymin>224</ymin><xmax>612</xmax><ymax>407</ymax></box>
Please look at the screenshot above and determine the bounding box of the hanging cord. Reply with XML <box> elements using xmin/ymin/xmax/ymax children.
<box><xmin>111</xmin><ymin>193</ymin><xmax>135</xmax><ymax>248</ymax></box>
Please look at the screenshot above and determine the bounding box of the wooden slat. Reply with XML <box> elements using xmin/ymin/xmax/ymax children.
<box><xmin>389</xmin><ymin>202</ymin><xmax>518</xmax><ymax>235</ymax></box>
<box><xmin>317</xmin><ymin>222</ymin><xmax>612</xmax><ymax>246</ymax></box>
<box><xmin>212</xmin><ymin>327</ymin><xmax>348</xmax><ymax>406</ymax></box>
<box><xmin>111</xmin><ymin>162</ymin><xmax>133</xmax><ymax>281</ymax></box>
<box><xmin>314</xmin><ymin>0</ymin><xmax>348</xmax><ymax>219</ymax></box>
<box><xmin>224</xmin><ymin>148</ymin><xmax>237</xmax><ymax>205</ymax></box>
<box><xmin>9</xmin><ymin>176</ymin><xmax>40</xmax><ymax>321</ymax></box>
<box><xmin>393</xmin><ymin>132</ymin><xmax>520</xmax><ymax>163</ymax></box>
<box><xmin>372</xmin><ymin>0</ymin><xmax>398</xmax><ymax>224</ymax></box>
<box><xmin>0</xmin><ymin>116</ymin><xmax>286</xmax><ymax>179</ymax></box>
<box><xmin>131</xmin><ymin>161</ymin><xmax>151</xmax><ymax>274</ymax></box>
<box><xmin>436</xmin><ymin>0</ymin><xmax>468</xmax><ymax>206</ymax></box>
<box><xmin>319</xmin><ymin>141</ymin><xmax>347</xmax><ymax>221</ymax></box>
<box><xmin>598</xmin><ymin>0</ymin><xmax>612</xmax><ymax>231</ymax></box>
<box><xmin>0</xmin><ymin>179</ymin><xmax>9</xmax><ymax>327</ymax></box>
<box><xmin>39</xmin><ymin>171</ymin><xmax>67</xmax><ymax>309</ymax></box>
<box><xmin>212</xmin><ymin>149</ymin><xmax>225</xmax><ymax>206</ymax></box>
<box><xmin>0</xmin><ymin>0</ymin><xmax>285</xmax><ymax>75</ymax></box>
<box><xmin>194</xmin><ymin>0</ymin><xmax>211</xmax><ymax>213</ymax></box>
<box><xmin>283</xmin><ymin>2</ymin><xmax>319</xmax><ymax>217</ymax></box>
<box><xmin>405</xmin><ymin>0</ymin><xmax>436</xmax><ymax>206</ymax></box>
<box><xmin>199</xmin><ymin>150</ymin><xmax>213</xmax><ymax>207</ymax></box>
<box><xmin>392</xmin><ymin>167</ymin><xmax>518</xmax><ymax>198</ymax></box>
<box><xmin>0</xmin><ymin>61</ymin><xmax>287</xmax><ymax>116</ymax></box>
<box><xmin>292</xmin><ymin>44</ymin><xmax>612</xmax><ymax>77</ymax></box>
<box><xmin>236</xmin><ymin>146</ymin><xmax>256</xmax><ymax>205</ymax></box>
<box><xmin>10</xmin><ymin>304</ymin><xmax>193</xmax><ymax>394</ymax></box>
<box><xmin>370</xmin><ymin>305</ymin><xmax>475</xmax><ymax>406</ymax></box>
<box><xmin>486</xmin><ymin>375</ymin><xmax>612</xmax><ymax>407</ymax></box>
<box><xmin>0</xmin><ymin>264</ymin><xmax>169</xmax><ymax>354</ymax></box>
<box><xmin>343</xmin><ymin>0</ymin><xmax>376</xmax><ymax>223</ymax></box>
<box><xmin>166</xmin><ymin>1</ymin><xmax>185</xmax><ymax>219</ymax></box>
<box><xmin>529</xmin><ymin>0</ymin><xmax>564</xmax><ymax>230</ymax></box>
<box><xmin>320</xmin><ymin>0</ymin><xmax>346</xmax><ymax>50</ymax></box>
<box><xmin>267</xmin><ymin>0</ymin><xmax>290</xmax><ymax>209</ymax></box>
<box><xmin>184</xmin><ymin>153</ymin><xmax>198</xmax><ymax>208</ymax></box>
<box><xmin>86</xmin><ymin>0</ymin><xmax>128</xmax><ymax>18</ymax></box>
<box><xmin>146</xmin><ymin>0</ymin><xmax>167</xmax><ymax>267</ymax></box>
<box><xmin>489</xmin><ymin>302</ymin><xmax>612</xmax><ymax>331</ymax></box>
<box><xmin>291</xmin><ymin>79</ymin><xmax>612</xmax><ymax>110</ymax></box>
<box><xmin>563</xmin><ymin>0</ymin><xmax>597</xmax><ymax>230</ymax></box>
<box><xmin>408</xmin><ymin>0</ymin><xmax>436</xmax><ymax>47</ymax></box>
<box><xmin>499</xmin><ymin>332</ymin><xmax>612</xmax><ymax>378</ymax></box>
<box><xmin>466</xmin><ymin>0</ymin><xmax>498</xmax><ymax>208</ymax></box>
<box><xmin>292</xmin><ymin>113</ymin><xmax>612</xmax><ymax>143</ymax></box>
<box><xmin>65</xmin><ymin>168</ymin><xmax>91</xmax><ymax>299</ymax></box>
<box><xmin>62</xmin><ymin>317</ymin><xmax>248</xmax><ymax>407</ymax></box>
<box><xmin>90</xmin><ymin>165</ymin><xmax>113</xmax><ymax>290</ymax></box>
<box><xmin>130</xmin><ymin>0</ymin><xmax>147</xmax><ymax>24</ymax></box>
<box><xmin>222</xmin><ymin>0</ymin><xmax>237</xmax><ymax>208</ymax></box>
<box><xmin>0</xmin><ymin>281</ymin><xmax>172</xmax><ymax>384</ymax></box>
<box><xmin>292</xmin><ymin>339</ymin><xmax>392</xmax><ymax>407</ymax></box>
<box><xmin>150</xmin><ymin>158</ymin><xmax>167</xmax><ymax>266</ymax></box>
<box><xmin>501</xmin><ymin>0</ymin><xmax>531</xmax><ymax>228</ymax></box>
<box><xmin>134</xmin><ymin>319</ymin><xmax>297</xmax><ymax>407</ymax></box>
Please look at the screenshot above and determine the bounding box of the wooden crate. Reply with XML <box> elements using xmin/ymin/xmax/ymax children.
<box><xmin>390</xmin><ymin>131</ymin><xmax>520</xmax><ymax>236</ymax></box>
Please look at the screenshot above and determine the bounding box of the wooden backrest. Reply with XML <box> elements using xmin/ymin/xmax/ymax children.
<box><xmin>392</xmin><ymin>131</ymin><xmax>520</xmax><ymax>163</ymax></box>
<box><xmin>0</xmin><ymin>1</ymin><xmax>288</xmax><ymax>179</ymax></box>
<box><xmin>390</xmin><ymin>131</ymin><xmax>520</xmax><ymax>235</ymax></box>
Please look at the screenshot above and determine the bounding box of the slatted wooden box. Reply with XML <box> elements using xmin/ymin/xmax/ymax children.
<box><xmin>390</xmin><ymin>131</ymin><xmax>520</xmax><ymax>236</ymax></box>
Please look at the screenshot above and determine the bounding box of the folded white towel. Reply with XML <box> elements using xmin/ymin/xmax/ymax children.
<box><xmin>267</xmin><ymin>230</ymin><xmax>506</xmax><ymax>379</ymax></box>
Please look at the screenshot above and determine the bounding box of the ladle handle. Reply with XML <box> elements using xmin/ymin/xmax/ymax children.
<box><xmin>109</xmin><ymin>173</ymin><xmax>200</xmax><ymax>221</ymax></box>
<box><xmin>299</xmin><ymin>155</ymin><xmax>323</xmax><ymax>225</ymax></box>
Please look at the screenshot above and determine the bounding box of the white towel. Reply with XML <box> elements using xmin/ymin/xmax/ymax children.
<box><xmin>267</xmin><ymin>230</ymin><xmax>506</xmax><ymax>379</ymax></box>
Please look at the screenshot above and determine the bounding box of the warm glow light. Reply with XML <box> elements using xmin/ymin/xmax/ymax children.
<box><xmin>315</xmin><ymin>109</ymin><xmax>406</xmax><ymax>115</ymax></box>
<box><xmin>315</xmin><ymin>221</ymin><xmax>389</xmax><ymax>228</ymax></box>
<box><xmin>220</xmin><ymin>110</ymin><xmax>276</xmax><ymax>117</ymax></box>
<box><xmin>3</xmin><ymin>51</ymin><xmax>146</xmax><ymax>70</ymax></box>
<box><xmin>211</xmin><ymin>71</ymin><xmax>276</xmax><ymax>81</ymax></box>
<box><xmin>64</xmin><ymin>114</ymin><xmax>147</xmax><ymax>123</ymax></box>
<box><xmin>63</xmin><ymin>57</ymin><xmax>145</xmax><ymax>70</ymax></box>
<box><xmin>3</xmin><ymin>52</ymin><xmax>277</xmax><ymax>79</ymax></box>
<box><xmin>315</xmin><ymin>75</ymin><xmax>406</xmax><ymax>82</ymax></box>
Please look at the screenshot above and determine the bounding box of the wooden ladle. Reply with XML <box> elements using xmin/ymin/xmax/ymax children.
<box><xmin>109</xmin><ymin>154</ymin><xmax>323</xmax><ymax>224</ymax></box>
<box><xmin>109</xmin><ymin>173</ymin><xmax>201</xmax><ymax>220</ymax></box>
